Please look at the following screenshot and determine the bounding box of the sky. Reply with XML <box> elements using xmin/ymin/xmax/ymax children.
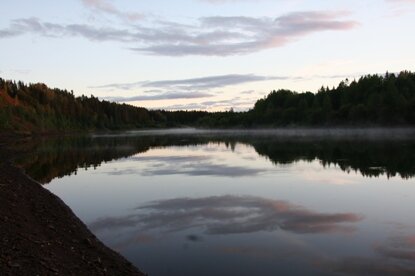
<box><xmin>1</xmin><ymin>0</ymin><xmax>415</xmax><ymax>111</ymax></box>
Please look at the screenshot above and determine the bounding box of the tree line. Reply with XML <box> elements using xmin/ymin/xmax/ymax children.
<box><xmin>1</xmin><ymin>71</ymin><xmax>415</xmax><ymax>133</ymax></box>
<box><xmin>0</xmin><ymin>78</ymin><xmax>207</xmax><ymax>132</ymax></box>
<box><xmin>15</xmin><ymin>134</ymin><xmax>415</xmax><ymax>183</ymax></box>
<box><xmin>0</xmin><ymin>80</ymin><xmax>155</xmax><ymax>131</ymax></box>
<box><xmin>199</xmin><ymin>71</ymin><xmax>415</xmax><ymax>127</ymax></box>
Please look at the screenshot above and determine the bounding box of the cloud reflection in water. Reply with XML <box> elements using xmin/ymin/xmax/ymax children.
<box><xmin>106</xmin><ymin>154</ymin><xmax>268</xmax><ymax>177</ymax></box>
<box><xmin>90</xmin><ymin>195</ymin><xmax>363</xmax><ymax>235</ymax></box>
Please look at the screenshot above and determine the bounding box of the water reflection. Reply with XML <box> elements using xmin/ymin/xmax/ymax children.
<box><xmin>318</xmin><ymin>235</ymin><xmax>415</xmax><ymax>275</ymax></box>
<box><xmin>110</xmin><ymin>155</ymin><xmax>267</xmax><ymax>177</ymax></box>
<box><xmin>90</xmin><ymin>195</ymin><xmax>363</xmax><ymax>234</ymax></box>
<box><xmin>376</xmin><ymin>235</ymin><xmax>415</xmax><ymax>262</ymax></box>
<box><xmin>13</xmin><ymin>130</ymin><xmax>415</xmax><ymax>183</ymax></box>
<box><xmin>13</xmin><ymin>129</ymin><xmax>415</xmax><ymax>275</ymax></box>
<box><xmin>329</xmin><ymin>256</ymin><xmax>415</xmax><ymax>275</ymax></box>
<box><xmin>89</xmin><ymin>194</ymin><xmax>415</xmax><ymax>275</ymax></box>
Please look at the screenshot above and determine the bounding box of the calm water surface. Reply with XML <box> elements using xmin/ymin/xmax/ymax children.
<box><xmin>19</xmin><ymin>129</ymin><xmax>415</xmax><ymax>275</ymax></box>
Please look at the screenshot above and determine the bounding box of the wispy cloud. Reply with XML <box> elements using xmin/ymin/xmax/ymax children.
<box><xmin>200</xmin><ymin>0</ymin><xmax>259</xmax><ymax>3</ymax></box>
<box><xmin>102</xmin><ymin>91</ymin><xmax>212</xmax><ymax>102</ymax></box>
<box><xmin>93</xmin><ymin>72</ymin><xmax>361</xmax><ymax>92</ymax></box>
<box><xmin>385</xmin><ymin>0</ymin><xmax>415</xmax><ymax>16</ymax></box>
<box><xmin>134</xmin><ymin>12</ymin><xmax>358</xmax><ymax>56</ymax></box>
<box><xmin>81</xmin><ymin>0</ymin><xmax>144</xmax><ymax>21</ymax></box>
<box><xmin>0</xmin><ymin>17</ymin><xmax>133</xmax><ymax>41</ymax></box>
<box><xmin>144</xmin><ymin>74</ymin><xmax>278</xmax><ymax>89</ymax></box>
<box><xmin>0</xmin><ymin>11</ymin><xmax>358</xmax><ymax>56</ymax></box>
<box><xmin>386</xmin><ymin>0</ymin><xmax>415</xmax><ymax>4</ymax></box>
<box><xmin>155</xmin><ymin>102</ymin><xmax>207</xmax><ymax>110</ymax></box>
<box><xmin>92</xmin><ymin>71</ymin><xmax>362</xmax><ymax>107</ymax></box>
<box><xmin>93</xmin><ymin>74</ymin><xmax>279</xmax><ymax>91</ymax></box>
<box><xmin>157</xmin><ymin>97</ymin><xmax>256</xmax><ymax>111</ymax></box>
<box><xmin>94</xmin><ymin>74</ymin><xmax>277</xmax><ymax>105</ymax></box>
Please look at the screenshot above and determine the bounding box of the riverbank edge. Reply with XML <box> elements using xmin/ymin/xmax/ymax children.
<box><xmin>0</xmin><ymin>138</ymin><xmax>146</xmax><ymax>275</ymax></box>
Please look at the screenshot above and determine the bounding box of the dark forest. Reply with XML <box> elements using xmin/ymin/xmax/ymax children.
<box><xmin>1</xmin><ymin>71</ymin><xmax>414</xmax><ymax>133</ymax></box>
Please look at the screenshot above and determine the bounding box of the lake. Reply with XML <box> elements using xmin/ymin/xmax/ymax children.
<box><xmin>17</xmin><ymin>129</ymin><xmax>415</xmax><ymax>275</ymax></box>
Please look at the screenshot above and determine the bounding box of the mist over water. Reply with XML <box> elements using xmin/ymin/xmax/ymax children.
<box><xmin>99</xmin><ymin>127</ymin><xmax>415</xmax><ymax>140</ymax></box>
<box><xmin>17</xmin><ymin>129</ymin><xmax>415</xmax><ymax>275</ymax></box>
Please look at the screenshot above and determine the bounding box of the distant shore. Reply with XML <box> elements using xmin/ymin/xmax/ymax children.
<box><xmin>0</xmin><ymin>137</ymin><xmax>145</xmax><ymax>275</ymax></box>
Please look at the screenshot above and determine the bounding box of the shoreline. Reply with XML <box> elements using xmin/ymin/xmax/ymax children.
<box><xmin>0</xmin><ymin>142</ymin><xmax>145</xmax><ymax>275</ymax></box>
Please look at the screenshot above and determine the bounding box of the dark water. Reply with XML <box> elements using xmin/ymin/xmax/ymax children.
<box><xmin>17</xmin><ymin>129</ymin><xmax>415</xmax><ymax>275</ymax></box>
